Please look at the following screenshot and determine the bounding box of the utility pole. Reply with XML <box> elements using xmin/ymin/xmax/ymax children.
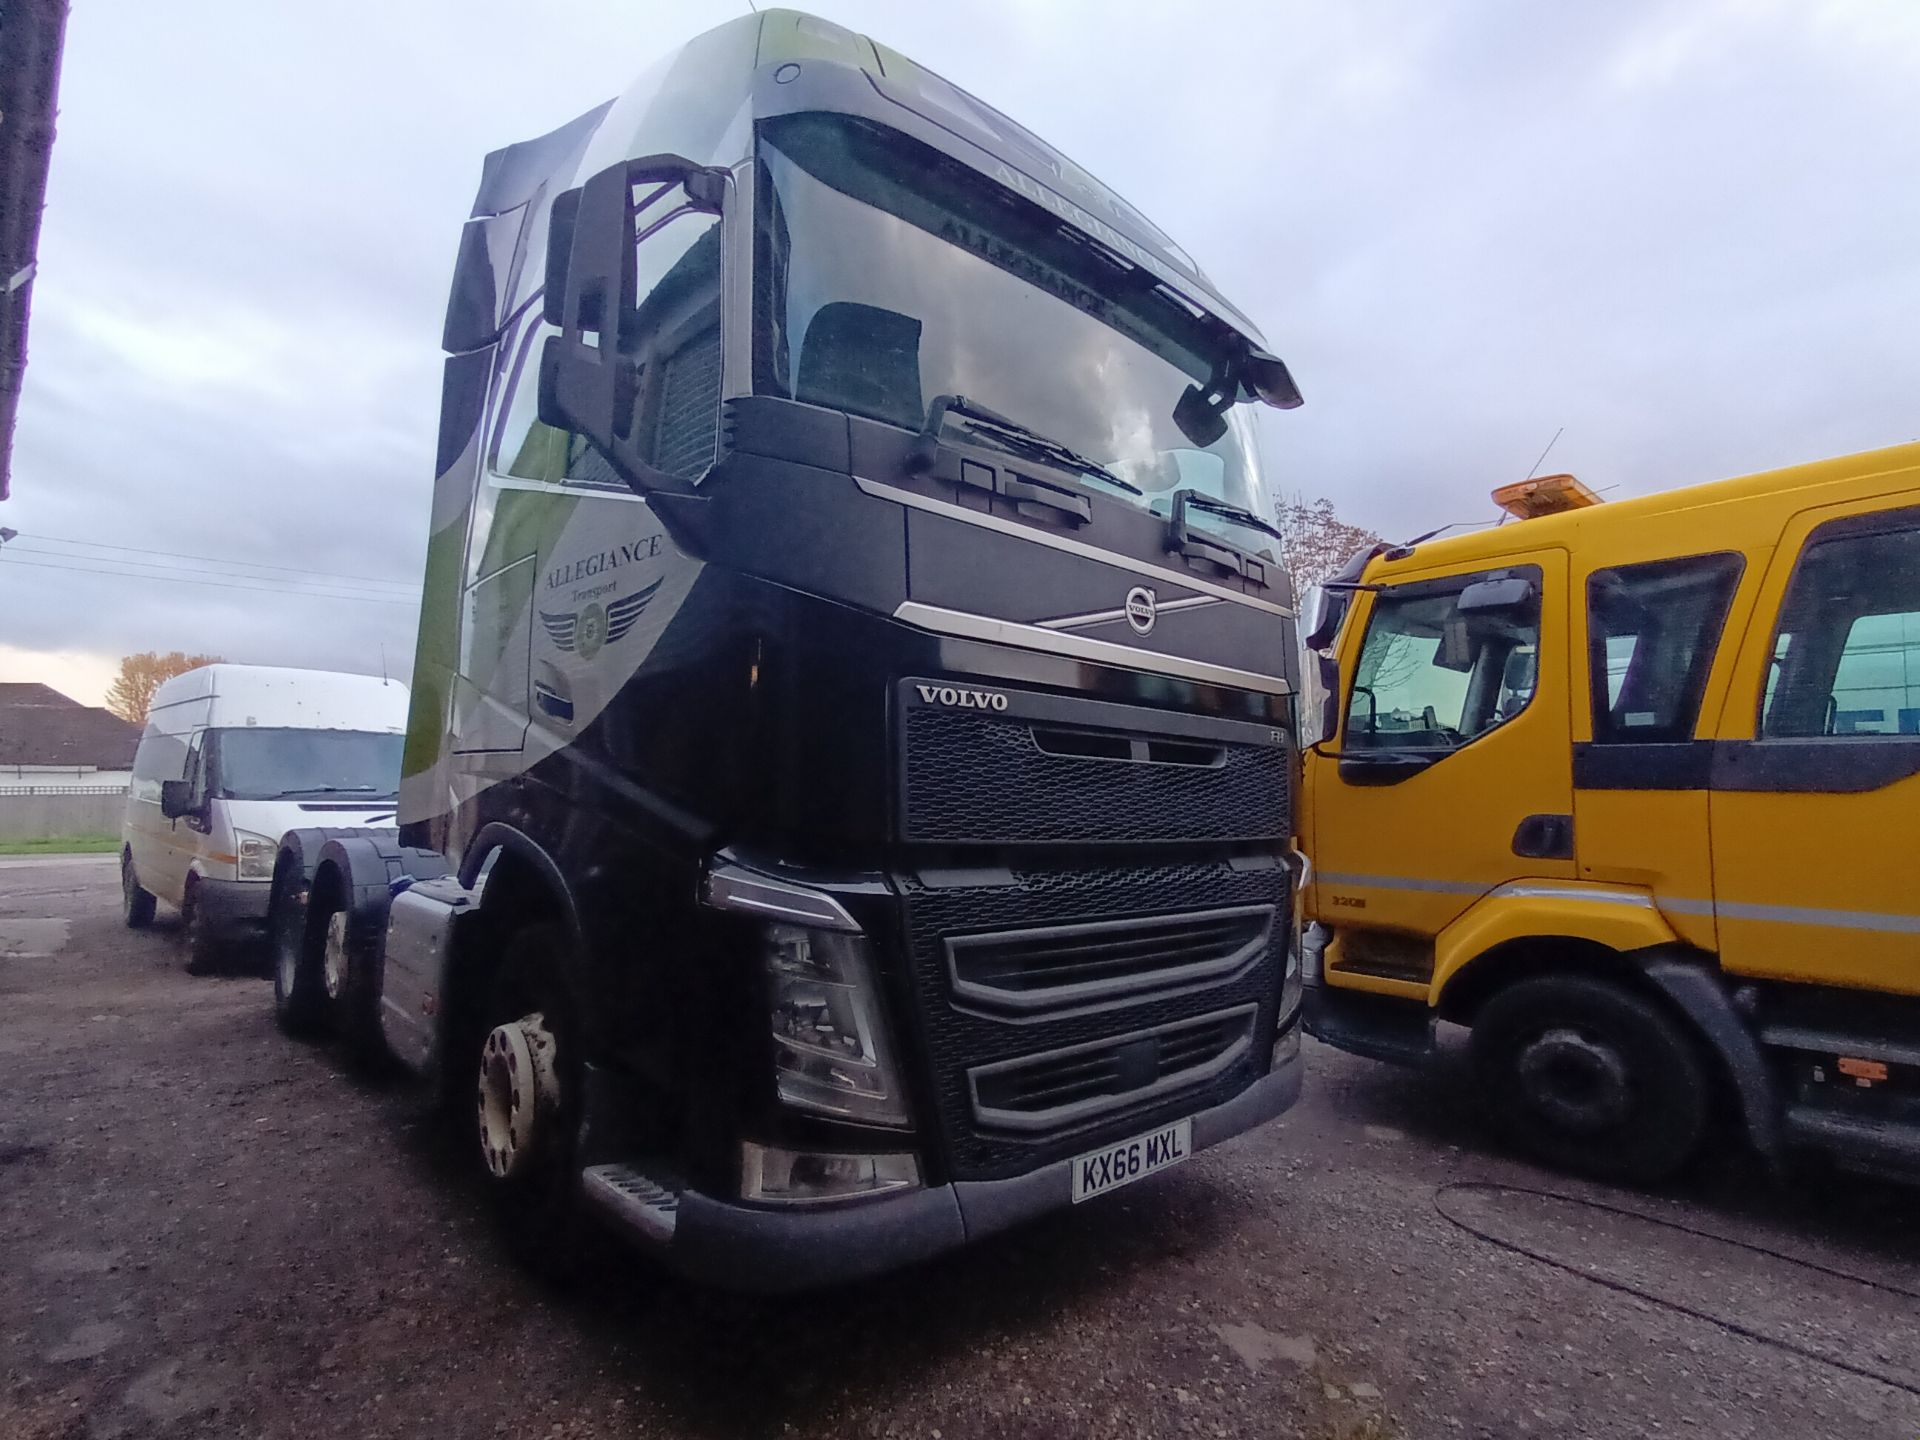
<box><xmin>0</xmin><ymin>0</ymin><xmax>71</xmax><ymax>502</ymax></box>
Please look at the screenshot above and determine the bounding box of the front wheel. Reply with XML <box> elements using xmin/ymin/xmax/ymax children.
<box><xmin>121</xmin><ymin>852</ymin><xmax>156</xmax><ymax>929</ymax></box>
<box><xmin>181</xmin><ymin>878</ymin><xmax>220</xmax><ymax>975</ymax></box>
<box><xmin>1470</xmin><ymin>973</ymin><xmax>1710</xmax><ymax>1184</ymax></box>
<box><xmin>465</xmin><ymin>923</ymin><xmax>587</xmax><ymax>1273</ymax></box>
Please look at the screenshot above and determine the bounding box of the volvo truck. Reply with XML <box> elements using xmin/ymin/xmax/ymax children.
<box><xmin>268</xmin><ymin>10</ymin><xmax>1305</xmax><ymax>1289</ymax></box>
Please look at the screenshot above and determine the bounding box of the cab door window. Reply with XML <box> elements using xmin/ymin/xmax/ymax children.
<box><xmin>1344</xmin><ymin>567</ymin><xmax>1543</xmax><ymax>754</ymax></box>
<box><xmin>1586</xmin><ymin>553</ymin><xmax>1743</xmax><ymax>743</ymax></box>
<box><xmin>1762</xmin><ymin>515</ymin><xmax>1920</xmax><ymax>738</ymax></box>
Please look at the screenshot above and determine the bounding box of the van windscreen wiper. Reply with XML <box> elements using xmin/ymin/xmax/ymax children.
<box><xmin>909</xmin><ymin>394</ymin><xmax>1143</xmax><ymax>497</ymax></box>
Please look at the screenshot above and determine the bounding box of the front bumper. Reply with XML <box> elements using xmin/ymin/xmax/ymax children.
<box><xmin>192</xmin><ymin>876</ymin><xmax>273</xmax><ymax>931</ymax></box>
<box><xmin>642</xmin><ymin>1041</ymin><xmax>1302</xmax><ymax>1292</ymax></box>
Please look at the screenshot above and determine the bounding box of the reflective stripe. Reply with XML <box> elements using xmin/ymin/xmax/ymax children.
<box><xmin>1316</xmin><ymin>871</ymin><xmax>1483</xmax><ymax>896</ymax></box>
<box><xmin>1323</xmin><ymin>872</ymin><xmax>1920</xmax><ymax>938</ymax></box>
<box><xmin>1705</xmin><ymin>898</ymin><xmax>1920</xmax><ymax>936</ymax></box>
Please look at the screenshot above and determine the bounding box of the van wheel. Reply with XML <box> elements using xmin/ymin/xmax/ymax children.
<box><xmin>467</xmin><ymin>923</ymin><xmax>585</xmax><ymax>1274</ymax></box>
<box><xmin>1470</xmin><ymin>973</ymin><xmax>1709</xmax><ymax>1184</ymax></box>
<box><xmin>121</xmin><ymin>852</ymin><xmax>156</xmax><ymax>929</ymax></box>
<box><xmin>181</xmin><ymin>878</ymin><xmax>220</xmax><ymax>975</ymax></box>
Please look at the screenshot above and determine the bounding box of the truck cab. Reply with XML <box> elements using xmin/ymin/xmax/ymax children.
<box><xmin>1299</xmin><ymin>447</ymin><xmax>1920</xmax><ymax>1183</ymax></box>
<box><xmin>269</xmin><ymin>10</ymin><xmax>1305</xmax><ymax>1288</ymax></box>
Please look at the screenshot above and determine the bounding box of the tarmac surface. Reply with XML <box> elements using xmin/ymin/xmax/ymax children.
<box><xmin>3</xmin><ymin>854</ymin><xmax>1918</xmax><ymax>1439</ymax></box>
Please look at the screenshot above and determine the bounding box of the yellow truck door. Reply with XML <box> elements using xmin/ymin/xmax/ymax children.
<box><xmin>1309</xmin><ymin>548</ymin><xmax>1572</xmax><ymax>991</ymax></box>
<box><xmin>1709</xmin><ymin>500</ymin><xmax>1920</xmax><ymax>995</ymax></box>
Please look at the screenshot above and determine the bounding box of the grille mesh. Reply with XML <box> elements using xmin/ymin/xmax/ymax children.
<box><xmin>902</xmin><ymin>861</ymin><xmax>1287</xmax><ymax>1181</ymax></box>
<box><xmin>902</xmin><ymin>705</ymin><xmax>1289</xmax><ymax>845</ymax></box>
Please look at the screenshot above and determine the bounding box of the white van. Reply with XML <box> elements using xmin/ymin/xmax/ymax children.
<box><xmin>121</xmin><ymin>665</ymin><xmax>408</xmax><ymax>969</ymax></box>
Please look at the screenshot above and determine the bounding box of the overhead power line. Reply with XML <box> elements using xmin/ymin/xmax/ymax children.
<box><xmin>22</xmin><ymin>531</ymin><xmax>422</xmax><ymax>589</ymax></box>
<box><xmin>7</xmin><ymin>542</ymin><xmax>420</xmax><ymax>595</ymax></box>
<box><xmin>0</xmin><ymin>553</ymin><xmax>420</xmax><ymax>606</ymax></box>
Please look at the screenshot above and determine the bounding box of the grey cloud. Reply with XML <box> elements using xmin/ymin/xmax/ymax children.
<box><xmin>4</xmin><ymin>0</ymin><xmax>1916</xmax><ymax>682</ymax></box>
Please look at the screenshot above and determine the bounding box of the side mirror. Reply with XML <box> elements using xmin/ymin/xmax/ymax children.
<box><xmin>1243</xmin><ymin>348</ymin><xmax>1303</xmax><ymax>410</ymax></box>
<box><xmin>1172</xmin><ymin>382</ymin><xmax>1229</xmax><ymax>448</ymax></box>
<box><xmin>159</xmin><ymin>779</ymin><xmax>196</xmax><ymax>820</ymax></box>
<box><xmin>539</xmin><ymin>153</ymin><xmax>727</xmax><ymax>493</ymax></box>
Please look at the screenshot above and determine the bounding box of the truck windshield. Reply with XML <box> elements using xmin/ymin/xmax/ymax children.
<box><xmin>754</xmin><ymin>114</ymin><xmax>1274</xmax><ymax>556</ymax></box>
<box><xmin>210</xmin><ymin>728</ymin><xmax>403</xmax><ymax>802</ymax></box>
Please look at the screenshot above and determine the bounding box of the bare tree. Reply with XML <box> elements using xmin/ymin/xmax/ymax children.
<box><xmin>1276</xmin><ymin>494</ymin><xmax>1382</xmax><ymax>589</ymax></box>
<box><xmin>104</xmin><ymin>651</ymin><xmax>222</xmax><ymax>726</ymax></box>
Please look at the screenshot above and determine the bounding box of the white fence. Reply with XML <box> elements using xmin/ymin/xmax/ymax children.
<box><xmin>0</xmin><ymin>786</ymin><xmax>127</xmax><ymax>840</ymax></box>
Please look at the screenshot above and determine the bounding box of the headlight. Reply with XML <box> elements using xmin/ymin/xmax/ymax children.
<box><xmin>740</xmin><ymin>1141</ymin><xmax>920</xmax><ymax>1205</ymax></box>
<box><xmin>764</xmin><ymin>922</ymin><xmax>909</xmax><ymax>1127</ymax></box>
<box><xmin>235</xmin><ymin>830</ymin><xmax>277</xmax><ymax>881</ymax></box>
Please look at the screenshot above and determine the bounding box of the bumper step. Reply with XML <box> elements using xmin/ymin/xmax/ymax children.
<box><xmin>1782</xmin><ymin>1105</ymin><xmax>1920</xmax><ymax>1174</ymax></box>
<box><xmin>581</xmin><ymin>1164</ymin><xmax>680</xmax><ymax>1244</ymax></box>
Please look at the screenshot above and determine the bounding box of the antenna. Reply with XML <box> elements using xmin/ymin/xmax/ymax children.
<box><xmin>379</xmin><ymin>643</ymin><xmax>389</xmax><ymax>685</ymax></box>
<box><xmin>1523</xmin><ymin>426</ymin><xmax>1565</xmax><ymax>482</ymax></box>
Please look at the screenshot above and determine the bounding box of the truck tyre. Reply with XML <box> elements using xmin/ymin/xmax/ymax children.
<box><xmin>180</xmin><ymin>876</ymin><xmax>220</xmax><ymax>976</ymax></box>
<box><xmin>467</xmin><ymin>922</ymin><xmax>586</xmax><ymax>1275</ymax></box>
<box><xmin>121</xmin><ymin>851</ymin><xmax>156</xmax><ymax>929</ymax></box>
<box><xmin>1470</xmin><ymin>973</ymin><xmax>1709</xmax><ymax>1184</ymax></box>
<box><xmin>270</xmin><ymin>862</ymin><xmax>328</xmax><ymax>1037</ymax></box>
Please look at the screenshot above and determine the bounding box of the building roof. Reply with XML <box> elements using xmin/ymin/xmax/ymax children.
<box><xmin>0</xmin><ymin>682</ymin><xmax>140</xmax><ymax>768</ymax></box>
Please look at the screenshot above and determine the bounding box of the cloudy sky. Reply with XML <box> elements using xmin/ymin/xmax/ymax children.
<box><xmin>3</xmin><ymin>0</ymin><xmax>1916</xmax><ymax>704</ymax></box>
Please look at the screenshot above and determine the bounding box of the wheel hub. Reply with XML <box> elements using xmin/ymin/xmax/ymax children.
<box><xmin>322</xmin><ymin>911</ymin><xmax>350</xmax><ymax>1001</ymax></box>
<box><xmin>476</xmin><ymin>1011</ymin><xmax>561</xmax><ymax>1181</ymax></box>
<box><xmin>1515</xmin><ymin>1026</ymin><xmax>1632</xmax><ymax>1132</ymax></box>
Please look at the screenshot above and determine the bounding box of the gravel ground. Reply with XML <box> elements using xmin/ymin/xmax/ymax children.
<box><xmin>3</xmin><ymin>855</ymin><xmax>1918</xmax><ymax>1440</ymax></box>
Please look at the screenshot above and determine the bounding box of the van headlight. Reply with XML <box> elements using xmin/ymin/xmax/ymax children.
<box><xmin>764</xmin><ymin>923</ymin><xmax>909</xmax><ymax>1127</ymax></box>
<box><xmin>235</xmin><ymin>830</ymin><xmax>277</xmax><ymax>881</ymax></box>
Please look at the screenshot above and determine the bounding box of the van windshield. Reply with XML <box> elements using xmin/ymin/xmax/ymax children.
<box><xmin>754</xmin><ymin>113</ymin><xmax>1274</xmax><ymax>557</ymax></box>
<box><xmin>210</xmin><ymin>728</ymin><xmax>403</xmax><ymax>802</ymax></box>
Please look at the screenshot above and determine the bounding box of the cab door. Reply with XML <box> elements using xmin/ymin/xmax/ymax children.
<box><xmin>1709</xmin><ymin>500</ymin><xmax>1920</xmax><ymax>994</ymax></box>
<box><xmin>1308</xmin><ymin>548</ymin><xmax>1572</xmax><ymax>988</ymax></box>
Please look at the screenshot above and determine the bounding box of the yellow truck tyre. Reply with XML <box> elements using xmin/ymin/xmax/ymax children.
<box><xmin>1470</xmin><ymin>974</ymin><xmax>1710</xmax><ymax>1183</ymax></box>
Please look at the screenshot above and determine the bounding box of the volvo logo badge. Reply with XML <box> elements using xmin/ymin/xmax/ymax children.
<box><xmin>1124</xmin><ymin>586</ymin><xmax>1157</xmax><ymax>635</ymax></box>
<box><xmin>915</xmin><ymin>684</ymin><xmax>1010</xmax><ymax>711</ymax></box>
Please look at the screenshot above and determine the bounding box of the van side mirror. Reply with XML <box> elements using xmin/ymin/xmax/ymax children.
<box><xmin>538</xmin><ymin>153</ymin><xmax>728</xmax><ymax>493</ymax></box>
<box><xmin>159</xmin><ymin>779</ymin><xmax>196</xmax><ymax>820</ymax></box>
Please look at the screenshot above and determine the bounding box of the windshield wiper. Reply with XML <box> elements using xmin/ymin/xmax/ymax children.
<box><xmin>909</xmin><ymin>394</ymin><xmax>1142</xmax><ymax>496</ymax></box>
<box><xmin>262</xmin><ymin>785</ymin><xmax>388</xmax><ymax>799</ymax></box>
<box><xmin>1167</xmin><ymin>488</ymin><xmax>1283</xmax><ymax>585</ymax></box>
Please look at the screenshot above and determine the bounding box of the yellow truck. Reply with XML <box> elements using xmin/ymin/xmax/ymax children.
<box><xmin>1297</xmin><ymin>443</ymin><xmax>1920</xmax><ymax>1182</ymax></box>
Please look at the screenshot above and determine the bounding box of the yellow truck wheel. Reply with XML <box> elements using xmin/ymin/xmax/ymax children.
<box><xmin>1470</xmin><ymin>973</ymin><xmax>1710</xmax><ymax>1182</ymax></box>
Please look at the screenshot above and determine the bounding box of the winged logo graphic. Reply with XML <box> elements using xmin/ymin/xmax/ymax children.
<box><xmin>539</xmin><ymin>577</ymin><xmax>663</xmax><ymax>660</ymax></box>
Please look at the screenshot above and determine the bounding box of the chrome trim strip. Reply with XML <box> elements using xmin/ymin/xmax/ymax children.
<box><xmin>701</xmin><ymin>865</ymin><xmax>861</xmax><ymax>933</ymax></box>
<box><xmin>1036</xmin><ymin>595</ymin><xmax>1222</xmax><ymax>631</ymax></box>
<box><xmin>894</xmin><ymin>601</ymin><xmax>1292</xmax><ymax>695</ymax></box>
<box><xmin>1487</xmin><ymin>883</ymin><xmax>1655</xmax><ymax>908</ymax></box>
<box><xmin>854</xmin><ymin>476</ymin><xmax>1297</xmax><ymax>619</ymax></box>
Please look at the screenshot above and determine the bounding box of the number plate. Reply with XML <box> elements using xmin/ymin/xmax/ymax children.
<box><xmin>1069</xmin><ymin>1118</ymin><xmax>1192</xmax><ymax>1203</ymax></box>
